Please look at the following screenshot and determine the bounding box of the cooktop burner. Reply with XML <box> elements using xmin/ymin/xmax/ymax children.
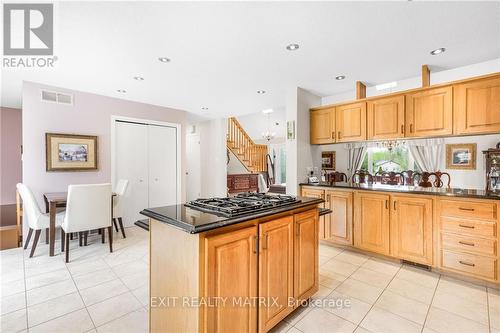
<box><xmin>185</xmin><ymin>193</ymin><xmax>301</xmax><ymax>217</ymax></box>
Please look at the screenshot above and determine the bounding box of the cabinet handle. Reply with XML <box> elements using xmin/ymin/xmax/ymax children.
<box><xmin>459</xmin><ymin>224</ymin><xmax>475</xmax><ymax>229</ymax></box>
<box><xmin>385</xmin><ymin>200</ymin><xmax>389</xmax><ymax>209</ymax></box>
<box><xmin>459</xmin><ymin>207</ymin><xmax>475</xmax><ymax>211</ymax></box>
<box><xmin>393</xmin><ymin>201</ymin><xmax>396</xmax><ymax>210</ymax></box>
<box><xmin>326</xmin><ymin>194</ymin><xmax>331</xmax><ymax>202</ymax></box>
<box><xmin>331</xmin><ymin>131</ymin><xmax>335</xmax><ymax>139</ymax></box>
<box><xmin>296</xmin><ymin>224</ymin><xmax>300</xmax><ymax>237</ymax></box>
<box><xmin>459</xmin><ymin>241</ymin><xmax>475</xmax><ymax>247</ymax></box>
<box><xmin>338</xmin><ymin>131</ymin><xmax>341</xmax><ymax>140</ymax></box>
<box><xmin>401</xmin><ymin>124</ymin><xmax>404</xmax><ymax>134</ymax></box>
<box><xmin>410</xmin><ymin>124</ymin><xmax>413</xmax><ymax>133</ymax></box>
<box><xmin>253</xmin><ymin>236</ymin><xmax>258</xmax><ymax>254</ymax></box>
<box><xmin>263</xmin><ymin>234</ymin><xmax>268</xmax><ymax>250</ymax></box>
<box><xmin>459</xmin><ymin>260</ymin><xmax>475</xmax><ymax>267</ymax></box>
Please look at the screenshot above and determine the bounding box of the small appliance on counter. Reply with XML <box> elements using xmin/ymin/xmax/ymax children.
<box><xmin>483</xmin><ymin>142</ymin><xmax>500</xmax><ymax>192</ymax></box>
<box><xmin>307</xmin><ymin>168</ymin><xmax>320</xmax><ymax>184</ymax></box>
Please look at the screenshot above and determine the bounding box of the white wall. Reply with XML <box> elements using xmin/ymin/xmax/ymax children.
<box><xmin>236</xmin><ymin>108</ymin><xmax>286</xmax><ymax>141</ymax></box>
<box><xmin>322</xmin><ymin>58</ymin><xmax>500</xmax><ymax>105</ymax></box>
<box><xmin>227</xmin><ymin>150</ymin><xmax>249</xmax><ymax>175</ymax></box>
<box><xmin>187</xmin><ymin>118</ymin><xmax>228</xmax><ymax>198</ymax></box>
<box><xmin>286</xmin><ymin>87</ymin><xmax>322</xmax><ymax>195</ymax></box>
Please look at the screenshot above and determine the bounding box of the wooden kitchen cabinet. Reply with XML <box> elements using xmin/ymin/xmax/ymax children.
<box><xmin>367</xmin><ymin>95</ymin><xmax>405</xmax><ymax>140</ymax></box>
<box><xmin>390</xmin><ymin>195</ymin><xmax>433</xmax><ymax>265</ymax></box>
<box><xmin>310</xmin><ymin>108</ymin><xmax>336</xmax><ymax>144</ymax></box>
<box><xmin>301</xmin><ymin>187</ymin><xmax>327</xmax><ymax>240</ymax></box>
<box><xmin>325</xmin><ymin>190</ymin><xmax>353</xmax><ymax>245</ymax></box>
<box><xmin>259</xmin><ymin>216</ymin><xmax>294</xmax><ymax>332</ymax></box>
<box><xmin>294</xmin><ymin>209</ymin><xmax>319</xmax><ymax>300</ymax></box>
<box><xmin>205</xmin><ymin>226</ymin><xmax>258</xmax><ymax>333</ymax></box>
<box><xmin>454</xmin><ymin>76</ymin><xmax>500</xmax><ymax>135</ymax></box>
<box><xmin>353</xmin><ymin>192</ymin><xmax>390</xmax><ymax>256</ymax></box>
<box><xmin>405</xmin><ymin>86</ymin><xmax>453</xmax><ymax>137</ymax></box>
<box><xmin>335</xmin><ymin>102</ymin><xmax>367</xmax><ymax>142</ymax></box>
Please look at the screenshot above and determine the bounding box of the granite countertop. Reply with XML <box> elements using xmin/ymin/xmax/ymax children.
<box><xmin>300</xmin><ymin>182</ymin><xmax>500</xmax><ymax>200</ymax></box>
<box><xmin>140</xmin><ymin>197</ymin><xmax>324</xmax><ymax>234</ymax></box>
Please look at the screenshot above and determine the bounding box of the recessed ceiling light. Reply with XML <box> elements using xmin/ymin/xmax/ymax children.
<box><xmin>257</xmin><ymin>90</ymin><xmax>266</xmax><ymax>94</ymax></box>
<box><xmin>201</xmin><ymin>107</ymin><xmax>208</xmax><ymax>110</ymax></box>
<box><xmin>286</xmin><ymin>43</ymin><xmax>300</xmax><ymax>51</ymax></box>
<box><xmin>335</xmin><ymin>75</ymin><xmax>346</xmax><ymax>80</ymax></box>
<box><xmin>262</xmin><ymin>109</ymin><xmax>274</xmax><ymax>114</ymax></box>
<box><xmin>430</xmin><ymin>47</ymin><xmax>446</xmax><ymax>55</ymax></box>
<box><xmin>133</xmin><ymin>76</ymin><xmax>144</xmax><ymax>81</ymax></box>
<box><xmin>116</xmin><ymin>89</ymin><xmax>126</xmax><ymax>93</ymax></box>
<box><xmin>158</xmin><ymin>57</ymin><xmax>171</xmax><ymax>63</ymax></box>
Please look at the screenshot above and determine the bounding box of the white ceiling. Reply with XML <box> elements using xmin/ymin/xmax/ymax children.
<box><xmin>2</xmin><ymin>1</ymin><xmax>499</xmax><ymax>118</ymax></box>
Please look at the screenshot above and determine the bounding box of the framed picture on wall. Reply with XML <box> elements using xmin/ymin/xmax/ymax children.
<box><xmin>287</xmin><ymin>120</ymin><xmax>295</xmax><ymax>140</ymax></box>
<box><xmin>46</xmin><ymin>133</ymin><xmax>98</xmax><ymax>171</ymax></box>
<box><xmin>321</xmin><ymin>151</ymin><xmax>336</xmax><ymax>170</ymax></box>
<box><xmin>446</xmin><ymin>143</ymin><xmax>476</xmax><ymax>170</ymax></box>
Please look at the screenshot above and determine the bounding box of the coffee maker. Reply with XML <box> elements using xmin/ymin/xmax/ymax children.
<box><xmin>483</xmin><ymin>142</ymin><xmax>500</xmax><ymax>192</ymax></box>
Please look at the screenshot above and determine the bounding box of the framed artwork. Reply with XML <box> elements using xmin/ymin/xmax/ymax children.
<box><xmin>321</xmin><ymin>151</ymin><xmax>336</xmax><ymax>170</ymax></box>
<box><xmin>446</xmin><ymin>143</ymin><xmax>476</xmax><ymax>170</ymax></box>
<box><xmin>287</xmin><ymin>120</ymin><xmax>295</xmax><ymax>140</ymax></box>
<box><xmin>46</xmin><ymin>133</ymin><xmax>98</xmax><ymax>171</ymax></box>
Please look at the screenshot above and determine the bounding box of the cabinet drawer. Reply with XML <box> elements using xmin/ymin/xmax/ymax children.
<box><xmin>439</xmin><ymin>200</ymin><xmax>497</xmax><ymax>221</ymax></box>
<box><xmin>441</xmin><ymin>233</ymin><xmax>496</xmax><ymax>256</ymax></box>
<box><xmin>441</xmin><ymin>250</ymin><xmax>496</xmax><ymax>280</ymax></box>
<box><xmin>440</xmin><ymin>217</ymin><xmax>496</xmax><ymax>238</ymax></box>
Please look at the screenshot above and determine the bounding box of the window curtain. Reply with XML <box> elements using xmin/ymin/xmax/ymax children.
<box><xmin>345</xmin><ymin>142</ymin><xmax>367</xmax><ymax>181</ymax></box>
<box><xmin>406</xmin><ymin>138</ymin><xmax>444</xmax><ymax>172</ymax></box>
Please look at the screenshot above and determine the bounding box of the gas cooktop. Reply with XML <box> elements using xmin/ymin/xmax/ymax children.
<box><xmin>185</xmin><ymin>193</ymin><xmax>301</xmax><ymax>217</ymax></box>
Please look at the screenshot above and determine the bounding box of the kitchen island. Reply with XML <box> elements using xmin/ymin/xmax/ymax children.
<box><xmin>140</xmin><ymin>196</ymin><xmax>323</xmax><ymax>333</ymax></box>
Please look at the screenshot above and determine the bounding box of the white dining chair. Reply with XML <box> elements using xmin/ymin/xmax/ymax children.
<box><xmin>112</xmin><ymin>179</ymin><xmax>129</xmax><ymax>238</ymax></box>
<box><xmin>16</xmin><ymin>183</ymin><xmax>65</xmax><ymax>258</ymax></box>
<box><xmin>62</xmin><ymin>183</ymin><xmax>113</xmax><ymax>262</ymax></box>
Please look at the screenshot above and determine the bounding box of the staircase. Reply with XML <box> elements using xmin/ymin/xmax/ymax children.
<box><xmin>227</xmin><ymin>117</ymin><xmax>267</xmax><ymax>173</ymax></box>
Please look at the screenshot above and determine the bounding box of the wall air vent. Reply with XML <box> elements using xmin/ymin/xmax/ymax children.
<box><xmin>41</xmin><ymin>90</ymin><xmax>73</xmax><ymax>105</ymax></box>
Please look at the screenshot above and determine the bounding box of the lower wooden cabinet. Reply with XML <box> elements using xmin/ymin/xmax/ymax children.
<box><xmin>258</xmin><ymin>217</ymin><xmax>294</xmax><ymax>332</ymax></box>
<box><xmin>353</xmin><ymin>192</ymin><xmax>391</xmax><ymax>256</ymax></box>
<box><xmin>205</xmin><ymin>226</ymin><xmax>258</xmax><ymax>333</ymax></box>
<box><xmin>294</xmin><ymin>210</ymin><xmax>319</xmax><ymax>300</ymax></box>
<box><xmin>390</xmin><ymin>195</ymin><xmax>433</xmax><ymax>265</ymax></box>
<box><xmin>301</xmin><ymin>187</ymin><xmax>327</xmax><ymax>240</ymax></box>
<box><xmin>325</xmin><ymin>190</ymin><xmax>353</xmax><ymax>245</ymax></box>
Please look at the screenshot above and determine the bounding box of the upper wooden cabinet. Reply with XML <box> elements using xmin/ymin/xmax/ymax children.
<box><xmin>353</xmin><ymin>192</ymin><xmax>391</xmax><ymax>256</ymax></box>
<box><xmin>390</xmin><ymin>195</ymin><xmax>433</xmax><ymax>265</ymax></box>
<box><xmin>310</xmin><ymin>108</ymin><xmax>335</xmax><ymax>144</ymax></box>
<box><xmin>259</xmin><ymin>217</ymin><xmax>294</xmax><ymax>332</ymax></box>
<box><xmin>336</xmin><ymin>102</ymin><xmax>367</xmax><ymax>142</ymax></box>
<box><xmin>325</xmin><ymin>190</ymin><xmax>353</xmax><ymax>245</ymax></box>
<box><xmin>405</xmin><ymin>86</ymin><xmax>453</xmax><ymax>138</ymax></box>
<box><xmin>454</xmin><ymin>76</ymin><xmax>500</xmax><ymax>135</ymax></box>
<box><xmin>205</xmin><ymin>226</ymin><xmax>258</xmax><ymax>333</ymax></box>
<box><xmin>367</xmin><ymin>95</ymin><xmax>405</xmax><ymax>140</ymax></box>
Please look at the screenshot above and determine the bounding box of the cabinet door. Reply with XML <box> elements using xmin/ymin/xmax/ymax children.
<box><xmin>391</xmin><ymin>196</ymin><xmax>433</xmax><ymax>265</ymax></box>
<box><xmin>367</xmin><ymin>95</ymin><xmax>405</xmax><ymax>139</ymax></box>
<box><xmin>294</xmin><ymin>209</ymin><xmax>319</xmax><ymax>300</ymax></box>
<box><xmin>405</xmin><ymin>86</ymin><xmax>453</xmax><ymax>137</ymax></box>
<box><xmin>205</xmin><ymin>226</ymin><xmax>258</xmax><ymax>333</ymax></box>
<box><xmin>310</xmin><ymin>108</ymin><xmax>335</xmax><ymax>144</ymax></box>
<box><xmin>301</xmin><ymin>188</ymin><xmax>327</xmax><ymax>240</ymax></box>
<box><xmin>353</xmin><ymin>192</ymin><xmax>390</xmax><ymax>255</ymax></box>
<box><xmin>259</xmin><ymin>217</ymin><xmax>294</xmax><ymax>332</ymax></box>
<box><xmin>326</xmin><ymin>190</ymin><xmax>353</xmax><ymax>245</ymax></box>
<box><xmin>336</xmin><ymin>102</ymin><xmax>367</xmax><ymax>142</ymax></box>
<box><xmin>454</xmin><ymin>76</ymin><xmax>500</xmax><ymax>135</ymax></box>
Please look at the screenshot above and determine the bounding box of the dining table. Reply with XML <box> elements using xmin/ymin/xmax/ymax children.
<box><xmin>43</xmin><ymin>191</ymin><xmax>115</xmax><ymax>256</ymax></box>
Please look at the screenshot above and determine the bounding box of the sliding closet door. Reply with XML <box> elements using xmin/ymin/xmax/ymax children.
<box><xmin>115</xmin><ymin>122</ymin><xmax>149</xmax><ymax>226</ymax></box>
<box><xmin>148</xmin><ymin>125</ymin><xmax>178</xmax><ymax>207</ymax></box>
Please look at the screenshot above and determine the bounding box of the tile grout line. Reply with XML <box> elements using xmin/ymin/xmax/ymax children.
<box><xmin>23</xmin><ymin>245</ymin><xmax>29</xmax><ymax>332</ymax></box>
<box><xmin>486</xmin><ymin>287</ymin><xmax>491</xmax><ymax>333</ymax></box>
<box><xmin>420</xmin><ymin>273</ymin><xmax>440</xmax><ymax>333</ymax></box>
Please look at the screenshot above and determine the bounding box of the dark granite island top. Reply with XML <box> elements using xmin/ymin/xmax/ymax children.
<box><xmin>140</xmin><ymin>196</ymin><xmax>324</xmax><ymax>234</ymax></box>
<box><xmin>300</xmin><ymin>182</ymin><xmax>500</xmax><ymax>200</ymax></box>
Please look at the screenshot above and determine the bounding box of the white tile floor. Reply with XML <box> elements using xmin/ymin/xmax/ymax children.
<box><xmin>2</xmin><ymin>228</ymin><xmax>499</xmax><ymax>333</ymax></box>
<box><xmin>0</xmin><ymin>227</ymin><xmax>148</xmax><ymax>333</ymax></box>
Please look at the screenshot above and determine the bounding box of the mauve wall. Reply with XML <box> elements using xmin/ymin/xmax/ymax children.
<box><xmin>22</xmin><ymin>81</ymin><xmax>187</xmax><ymax>208</ymax></box>
<box><xmin>0</xmin><ymin>107</ymin><xmax>23</xmax><ymax>205</ymax></box>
